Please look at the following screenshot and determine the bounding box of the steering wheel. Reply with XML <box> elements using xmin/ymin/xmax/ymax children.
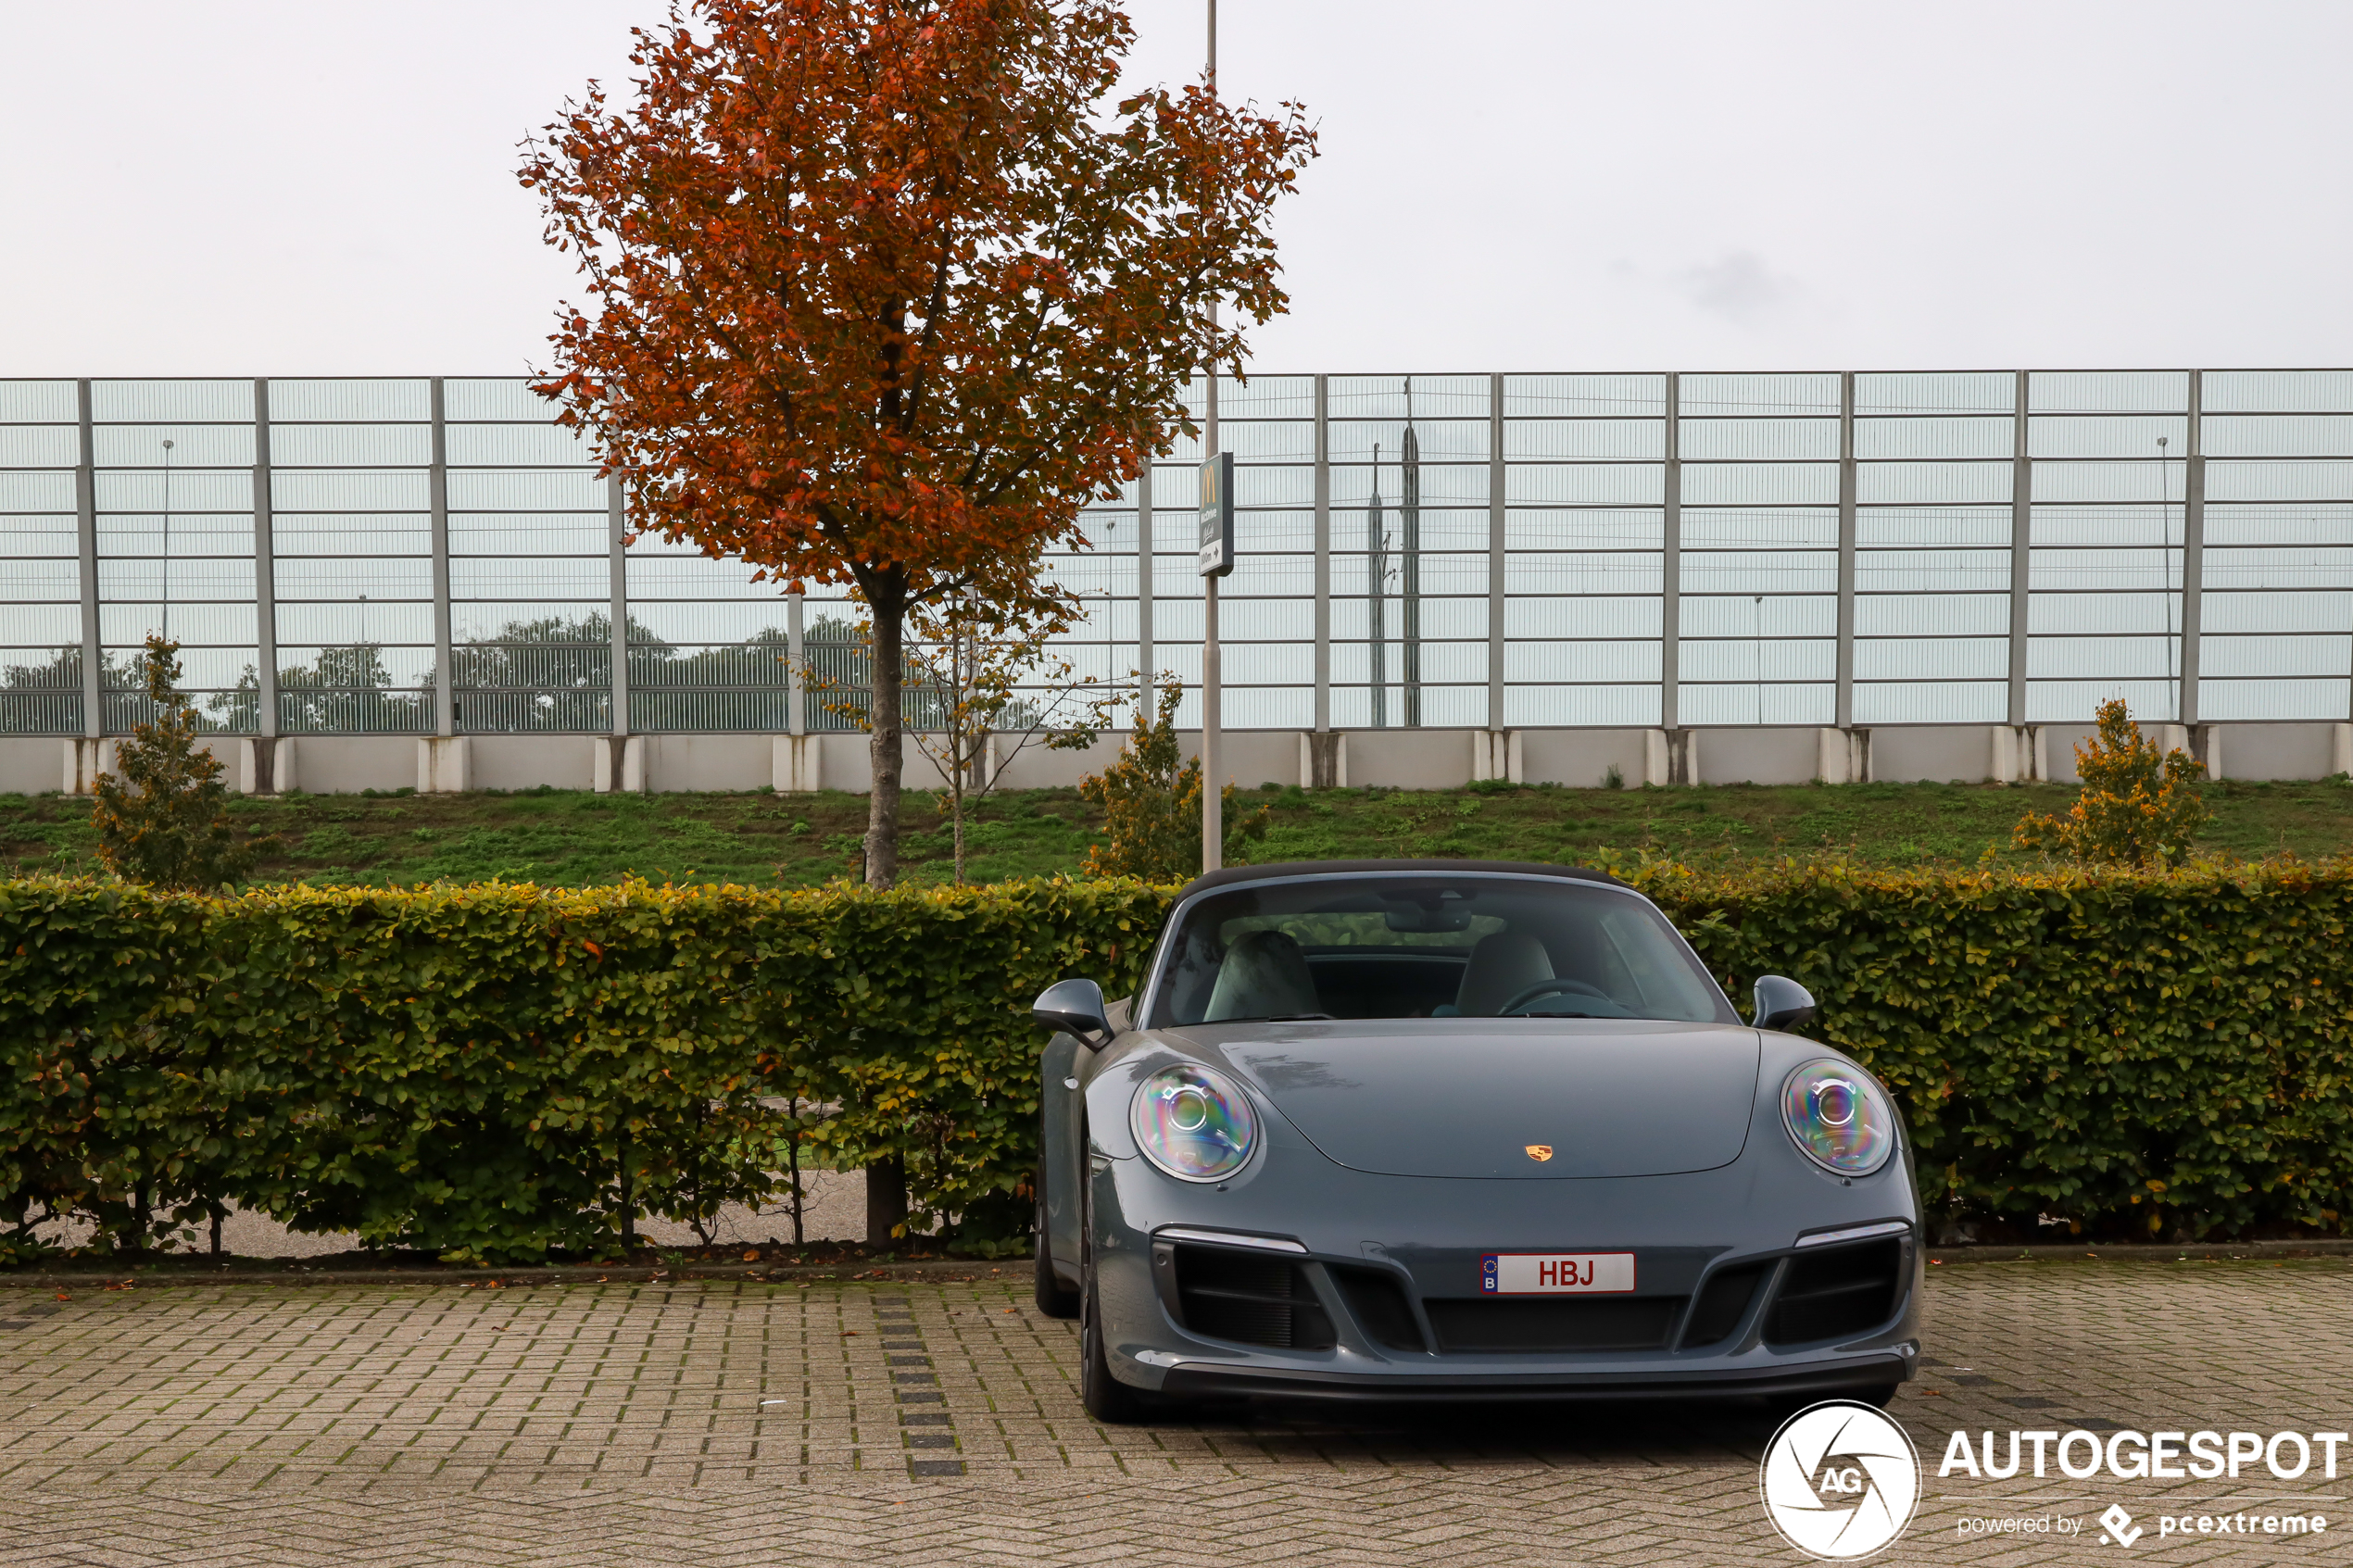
<box><xmin>1495</xmin><ymin>976</ymin><xmax>1614</xmax><ymax>1016</ymax></box>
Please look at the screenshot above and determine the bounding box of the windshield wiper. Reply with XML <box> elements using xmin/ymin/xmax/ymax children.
<box><xmin>1222</xmin><ymin>1012</ymin><xmax>1335</xmax><ymax>1023</ymax></box>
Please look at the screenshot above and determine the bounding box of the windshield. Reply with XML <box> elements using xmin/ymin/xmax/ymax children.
<box><xmin>1147</xmin><ymin>874</ymin><xmax>1736</xmax><ymax>1028</ymax></box>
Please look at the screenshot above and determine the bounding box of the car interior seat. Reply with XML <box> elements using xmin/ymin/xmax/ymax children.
<box><xmin>1451</xmin><ymin>929</ymin><xmax>1554</xmax><ymax>1016</ymax></box>
<box><xmin>1203</xmin><ymin>928</ymin><xmax>1322</xmax><ymax>1022</ymax></box>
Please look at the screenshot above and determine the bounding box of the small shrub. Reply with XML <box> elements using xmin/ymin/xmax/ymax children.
<box><xmin>1604</xmin><ymin>764</ymin><xmax>1624</xmax><ymax>790</ymax></box>
<box><xmin>89</xmin><ymin>635</ymin><xmax>253</xmax><ymax>890</ymax></box>
<box><xmin>2014</xmin><ymin>698</ymin><xmax>2208</xmax><ymax>864</ymax></box>
<box><xmin>1077</xmin><ymin>678</ymin><xmax>1268</xmax><ymax>880</ymax></box>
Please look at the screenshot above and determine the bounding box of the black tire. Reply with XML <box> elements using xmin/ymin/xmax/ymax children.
<box><xmin>1077</xmin><ymin>1183</ymin><xmax>1151</xmax><ymax>1424</ymax></box>
<box><xmin>1034</xmin><ymin>1200</ymin><xmax>1080</xmax><ymax>1319</ymax></box>
<box><xmin>1856</xmin><ymin>1383</ymin><xmax>1900</xmax><ymax>1410</ymax></box>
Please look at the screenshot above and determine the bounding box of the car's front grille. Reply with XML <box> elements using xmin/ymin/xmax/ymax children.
<box><xmin>1680</xmin><ymin>1262</ymin><xmax>1768</xmax><ymax>1348</ymax></box>
<box><xmin>1170</xmin><ymin>1244</ymin><xmax>1336</xmax><ymax>1350</ymax></box>
<box><xmin>1329</xmin><ymin>1265</ymin><xmax>1427</xmax><ymax>1352</ymax></box>
<box><xmin>1763</xmin><ymin>1239</ymin><xmax>1905</xmax><ymax>1348</ymax></box>
<box><xmin>1424</xmin><ymin>1296</ymin><xmax>1683</xmax><ymax>1353</ymax></box>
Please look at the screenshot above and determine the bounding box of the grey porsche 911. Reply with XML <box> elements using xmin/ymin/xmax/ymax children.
<box><xmin>1029</xmin><ymin>859</ymin><xmax>1923</xmax><ymax>1423</ymax></box>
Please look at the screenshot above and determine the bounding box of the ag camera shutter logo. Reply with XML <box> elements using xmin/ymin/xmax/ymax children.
<box><xmin>1759</xmin><ymin>1400</ymin><xmax>1923</xmax><ymax>1559</ymax></box>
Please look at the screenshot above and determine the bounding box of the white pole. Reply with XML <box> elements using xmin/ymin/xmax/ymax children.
<box><xmin>1201</xmin><ymin>0</ymin><xmax>1222</xmax><ymax>874</ymax></box>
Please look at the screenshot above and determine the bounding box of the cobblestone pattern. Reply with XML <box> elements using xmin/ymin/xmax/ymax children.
<box><xmin>0</xmin><ymin>1260</ymin><xmax>2346</xmax><ymax>1564</ymax></box>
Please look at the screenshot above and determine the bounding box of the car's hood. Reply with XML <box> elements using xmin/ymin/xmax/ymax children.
<box><xmin>1179</xmin><ymin>1020</ymin><xmax>1760</xmax><ymax>1179</ymax></box>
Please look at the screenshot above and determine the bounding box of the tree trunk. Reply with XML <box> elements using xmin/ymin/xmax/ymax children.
<box><xmin>787</xmin><ymin>1104</ymin><xmax>805</xmax><ymax>1248</ymax></box>
<box><xmin>865</xmin><ymin>585</ymin><xmax>905</xmax><ymax>889</ymax></box>
<box><xmin>951</xmin><ymin>768</ymin><xmax>966</xmax><ymax>884</ymax></box>
<box><xmin>951</xmin><ymin>623</ymin><xmax>969</xmax><ymax>884</ymax></box>
<box><xmin>865</xmin><ymin>1154</ymin><xmax>908</xmax><ymax>1247</ymax></box>
<box><xmin>618</xmin><ymin>1138</ymin><xmax>636</xmax><ymax>1253</ymax></box>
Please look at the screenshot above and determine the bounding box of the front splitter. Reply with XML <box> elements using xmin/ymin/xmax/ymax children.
<box><xmin>1157</xmin><ymin>1352</ymin><xmax>1909</xmax><ymax>1405</ymax></box>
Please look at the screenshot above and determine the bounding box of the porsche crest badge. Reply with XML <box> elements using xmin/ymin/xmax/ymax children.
<box><xmin>1524</xmin><ymin>1144</ymin><xmax>1554</xmax><ymax>1162</ymax></box>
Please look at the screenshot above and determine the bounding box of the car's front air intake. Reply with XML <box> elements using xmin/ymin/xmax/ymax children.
<box><xmin>1680</xmin><ymin>1262</ymin><xmax>1768</xmax><ymax>1348</ymax></box>
<box><xmin>1328</xmin><ymin>1265</ymin><xmax>1427</xmax><ymax>1352</ymax></box>
<box><xmin>1424</xmin><ymin>1296</ymin><xmax>1683</xmax><ymax>1353</ymax></box>
<box><xmin>1763</xmin><ymin>1239</ymin><xmax>1905</xmax><ymax>1347</ymax></box>
<box><xmin>1170</xmin><ymin>1244</ymin><xmax>1336</xmax><ymax>1349</ymax></box>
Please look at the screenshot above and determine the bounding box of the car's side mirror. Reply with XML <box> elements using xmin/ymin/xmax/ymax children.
<box><xmin>1033</xmin><ymin>977</ymin><xmax>1114</xmax><ymax>1047</ymax></box>
<box><xmin>1753</xmin><ymin>974</ymin><xmax>1816</xmax><ymax>1033</ymax></box>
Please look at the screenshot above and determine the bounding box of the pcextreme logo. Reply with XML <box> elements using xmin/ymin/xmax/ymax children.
<box><xmin>1759</xmin><ymin>1401</ymin><xmax>1924</xmax><ymax>1560</ymax></box>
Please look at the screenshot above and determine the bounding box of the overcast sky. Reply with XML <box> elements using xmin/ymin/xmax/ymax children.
<box><xmin>6</xmin><ymin>1</ymin><xmax>2349</xmax><ymax>378</ymax></box>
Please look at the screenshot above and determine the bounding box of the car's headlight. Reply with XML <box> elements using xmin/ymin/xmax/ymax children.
<box><xmin>1781</xmin><ymin>1060</ymin><xmax>1896</xmax><ymax>1176</ymax></box>
<box><xmin>1129</xmin><ymin>1063</ymin><xmax>1258</xmax><ymax>1182</ymax></box>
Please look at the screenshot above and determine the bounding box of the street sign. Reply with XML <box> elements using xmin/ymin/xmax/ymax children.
<box><xmin>1197</xmin><ymin>451</ymin><xmax>1235</xmax><ymax>577</ymax></box>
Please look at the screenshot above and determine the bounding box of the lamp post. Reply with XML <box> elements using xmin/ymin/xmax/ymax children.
<box><xmin>1200</xmin><ymin>0</ymin><xmax>1222</xmax><ymax>872</ymax></box>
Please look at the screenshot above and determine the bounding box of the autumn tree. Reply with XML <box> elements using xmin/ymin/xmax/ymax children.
<box><xmin>2014</xmin><ymin>697</ymin><xmax>2210</xmax><ymax>864</ymax></box>
<box><xmin>522</xmin><ymin>0</ymin><xmax>1315</xmax><ymax>890</ymax></box>
<box><xmin>90</xmin><ymin>634</ymin><xmax>253</xmax><ymax>890</ymax></box>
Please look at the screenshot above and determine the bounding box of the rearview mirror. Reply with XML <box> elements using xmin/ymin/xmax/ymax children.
<box><xmin>1753</xmin><ymin>974</ymin><xmax>1816</xmax><ymax>1033</ymax></box>
<box><xmin>1033</xmin><ymin>977</ymin><xmax>1114</xmax><ymax>1046</ymax></box>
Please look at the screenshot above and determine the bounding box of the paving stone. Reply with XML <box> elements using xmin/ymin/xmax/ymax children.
<box><xmin>0</xmin><ymin>1262</ymin><xmax>2344</xmax><ymax>1562</ymax></box>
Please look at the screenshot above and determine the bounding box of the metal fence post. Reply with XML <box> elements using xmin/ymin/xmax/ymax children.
<box><xmin>1313</xmin><ymin>372</ymin><xmax>1330</xmax><ymax>733</ymax></box>
<box><xmin>2007</xmin><ymin>369</ymin><xmax>2032</xmax><ymax>729</ymax></box>
<box><xmin>252</xmin><ymin>379</ymin><xmax>279</xmax><ymax>743</ymax></box>
<box><xmin>75</xmin><ymin>379</ymin><xmax>100</xmax><ymax>739</ymax></box>
<box><xmin>2180</xmin><ymin>369</ymin><xmax>2204</xmax><ymax>728</ymax></box>
<box><xmin>786</xmin><ymin>592</ymin><xmax>806</xmax><ymax>735</ymax></box>
<box><xmin>429</xmin><ymin>377</ymin><xmax>454</xmax><ymax>738</ymax></box>
<box><xmin>607</xmin><ymin>474</ymin><xmax>628</xmax><ymax>737</ymax></box>
<box><xmin>1488</xmin><ymin>371</ymin><xmax>1506</xmax><ymax>733</ymax></box>
<box><xmin>1835</xmin><ymin>370</ymin><xmax>1856</xmax><ymax>731</ymax></box>
<box><xmin>1661</xmin><ymin>372</ymin><xmax>1680</xmax><ymax>733</ymax></box>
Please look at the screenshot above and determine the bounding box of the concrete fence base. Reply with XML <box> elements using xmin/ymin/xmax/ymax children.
<box><xmin>13</xmin><ymin>721</ymin><xmax>2352</xmax><ymax>798</ymax></box>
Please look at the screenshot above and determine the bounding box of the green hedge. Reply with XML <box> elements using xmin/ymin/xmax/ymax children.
<box><xmin>0</xmin><ymin>876</ymin><xmax>1162</xmax><ymax>1261</ymax></box>
<box><xmin>1</xmin><ymin>861</ymin><xmax>2347</xmax><ymax>1261</ymax></box>
<box><xmin>1652</xmin><ymin>858</ymin><xmax>2353</xmax><ymax>1240</ymax></box>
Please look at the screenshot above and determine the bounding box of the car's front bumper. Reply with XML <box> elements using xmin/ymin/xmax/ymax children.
<box><xmin>1088</xmin><ymin>1148</ymin><xmax>1925</xmax><ymax>1404</ymax></box>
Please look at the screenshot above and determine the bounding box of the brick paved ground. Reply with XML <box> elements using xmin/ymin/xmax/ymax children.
<box><xmin>0</xmin><ymin>1260</ymin><xmax>2346</xmax><ymax>1565</ymax></box>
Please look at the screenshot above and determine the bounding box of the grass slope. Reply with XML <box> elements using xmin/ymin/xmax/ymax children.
<box><xmin>5</xmin><ymin>775</ymin><xmax>2352</xmax><ymax>887</ymax></box>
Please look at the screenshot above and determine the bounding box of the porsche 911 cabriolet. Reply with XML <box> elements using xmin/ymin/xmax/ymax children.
<box><xmin>1029</xmin><ymin>859</ymin><xmax>1922</xmax><ymax>1422</ymax></box>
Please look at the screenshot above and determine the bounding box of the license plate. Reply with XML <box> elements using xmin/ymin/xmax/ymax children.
<box><xmin>1479</xmin><ymin>1252</ymin><xmax>1635</xmax><ymax>1295</ymax></box>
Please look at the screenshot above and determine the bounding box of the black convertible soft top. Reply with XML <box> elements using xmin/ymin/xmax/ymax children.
<box><xmin>1175</xmin><ymin>859</ymin><xmax>1629</xmax><ymax>900</ymax></box>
